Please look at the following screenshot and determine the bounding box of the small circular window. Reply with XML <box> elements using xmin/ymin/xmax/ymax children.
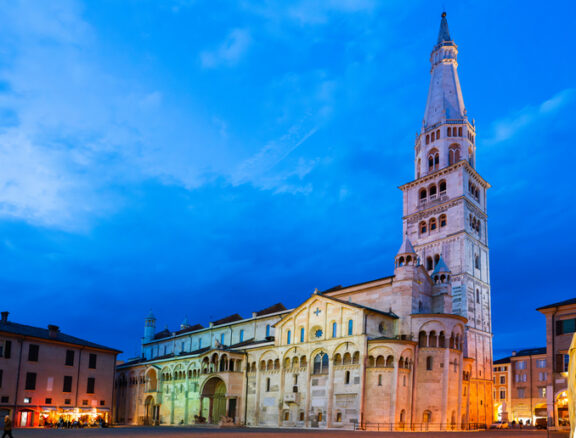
<box><xmin>315</xmin><ymin>329</ymin><xmax>323</xmax><ymax>338</ymax></box>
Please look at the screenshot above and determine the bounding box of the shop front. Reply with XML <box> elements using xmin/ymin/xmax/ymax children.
<box><xmin>17</xmin><ymin>407</ymin><xmax>111</xmax><ymax>428</ymax></box>
<box><xmin>556</xmin><ymin>391</ymin><xmax>569</xmax><ymax>427</ymax></box>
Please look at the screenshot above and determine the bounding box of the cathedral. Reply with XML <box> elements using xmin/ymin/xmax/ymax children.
<box><xmin>115</xmin><ymin>13</ymin><xmax>494</xmax><ymax>430</ymax></box>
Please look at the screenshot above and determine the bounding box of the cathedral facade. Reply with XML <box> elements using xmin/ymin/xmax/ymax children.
<box><xmin>115</xmin><ymin>13</ymin><xmax>493</xmax><ymax>430</ymax></box>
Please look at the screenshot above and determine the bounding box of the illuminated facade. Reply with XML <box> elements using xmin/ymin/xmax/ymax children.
<box><xmin>0</xmin><ymin>311</ymin><xmax>119</xmax><ymax>428</ymax></box>
<box><xmin>537</xmin><ymin>298</ymin><xmax>576</xmax><ymax>428</ymax></box>
<box><xmin>115</xmin><ymin>13</ymin><xmax>493</xmax><ymax>429</ymax></box>
<box><xmin>492</xmin><ymin>348</ymin><xmax>547</xmax><ymax>425</ymax></box>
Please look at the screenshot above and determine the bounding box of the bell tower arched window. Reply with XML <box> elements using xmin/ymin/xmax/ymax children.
<box><xmin>449</xmin><ymin>144</ymin><xmax>461</xmax><ymax>165</ymax></box>
<box><xmin>428</xmin><ymin>149</ymin><xmax>439</xmax><ymax>172</ymax></box>
<box><xmin>419</xmin><ymin>221</ymin><xmax>427</xmax><ymax>235</ymax></box>
<box><xmin>439</xmin><ymin>214</ymin><xmax>447</xmax><ymax>227</ymax></box>
<box><xmin>439</xmin><ymin>180</ymin><xmax>446</xmax><ymax>193</ymax></box>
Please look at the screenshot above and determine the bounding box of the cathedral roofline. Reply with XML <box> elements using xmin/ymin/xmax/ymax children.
<box><xmin>323</xmin><ymin>295</ymin><xmax>399</xmax><ymax>319</ymax></box>
<box><xmin>143</xmin><ymin>307</ymin><xmax>292</xmax><ymax>346</ymax></box>
<box><xmin>398</xmin><ymin>160</ymin><xmax>490</xmax><ymax>191</ymax></box>
<box><xmin>274</xmin><ymin>292</ymin><xmax>398</xmax><ymax>329</ymax></box>
<box><xmin>321</xmin><ymin>275</ymin><xmax>394</xmax><ymax>297</ymax></box>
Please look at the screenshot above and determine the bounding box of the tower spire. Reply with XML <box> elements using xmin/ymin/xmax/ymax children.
<box><xmin>423</xmin><ymin>12</ymin><xmax>464</xmax><ymax>129</ymax></box>
<box><xmin>437</xmin><ymin>12</ymin><xmax>451</xmax><ymax>44</ymax></box>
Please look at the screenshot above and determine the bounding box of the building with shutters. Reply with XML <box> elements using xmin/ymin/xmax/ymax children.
<box><xmin>115</xmin><ymin>12</ymin><xmax>494</xmax><ymax>430</ymax></box>
<box><xmin>537</xmin><ymin>298</ymin><xmax>576</xmax><ymax>428</ymax></box>
<box><xmin>492</xmin><ymin>348</ymin><xmax>547</xmax><ymax>425</ymax></box>
<box><xmin>0</xmin><ymin>311</ymin><xmax>120</xmax><ymax>428</ymax></box>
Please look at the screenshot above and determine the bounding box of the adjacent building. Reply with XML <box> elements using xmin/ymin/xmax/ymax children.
<box><xmin>116</xmin><ymin>12</ymin><xmax>494</xmax><ymax>430</ymax></box>
<box><xmin>492</xmin><ymin>348</ymin><xmax>547</xmax><ymax>425</ymax></box>
<box><xmin>537</xmin><ymin>298</ymin><xmax>576</xmax><ymax>427</ymax></box>
<box><xmin>492</xmin><ymin>357</ymin><xmax>511</xmax><ymax>422</ymax></box>
<box><xmin>0</xmin><ymin>311</ymin><xmax>120</xmax><ymax>428</ymax></box>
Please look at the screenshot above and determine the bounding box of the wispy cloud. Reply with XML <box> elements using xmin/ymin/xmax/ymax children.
<box><xmin>200</xmin><ymin>29</ymin><xmax>252</xmax><ymax>69</ymax></box>
<box><xmin>485</xmin><ymin>88</ymin><xmax>575</xmax><ymax>145</ymax></box>
<box><xmin>242</xmin><ymin>0</ymin><xmax>378</xmax><ymax>25</ymax></box>
<box><xmin>232</xmin><ymin>121</ymin><xmax>318</xmax><ymax>189</ymax></box>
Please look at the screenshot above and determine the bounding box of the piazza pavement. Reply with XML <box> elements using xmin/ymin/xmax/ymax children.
<box><xmin>7</xmin><ymin>426</ymin><xmax>571</xmax><ymax>438</ymax></box>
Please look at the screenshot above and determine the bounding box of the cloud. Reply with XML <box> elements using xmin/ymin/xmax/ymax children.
<box><xmin>200</xmin><ymin>29</ymin><xmax>252</xmax><ymax>68</ymax></box>
<box><xmin>242</xmin><ymin>0</ymin><xmax>378</xmax><ymax>25</ymax></box>
<box><xmin>485</xmin><ymin>88</ymin><xmax>575</xmax><ymax>145</ymax></box>
<box><xmin>232</xmin><ymin>121</ymin><xmax>318</xmax><ymax>190</ymax></box>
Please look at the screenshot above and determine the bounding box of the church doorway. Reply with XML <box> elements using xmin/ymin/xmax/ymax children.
<box><xmin>144</xmin><ymin>396</ymin><xmax>158</xmax><ymax>425</ymax></box>
<box><xmin>201</xmin><ymin>377</ymin><xmax>227</xmax><ymax>423</ymax></box>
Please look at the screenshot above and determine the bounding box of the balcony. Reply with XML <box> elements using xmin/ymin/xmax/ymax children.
<box><xmin>284</xmin><ymin>393</ymin><xmax>300</xmax><ymax>404</ymax></box>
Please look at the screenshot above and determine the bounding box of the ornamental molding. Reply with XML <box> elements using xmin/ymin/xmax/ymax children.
<box><xmin>406</xmin><ymin>199</ymin><xmax>462</xmax><ymax>223</ymax></box>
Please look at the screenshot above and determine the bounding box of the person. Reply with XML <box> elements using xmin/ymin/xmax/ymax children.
<box><xmin>3</xmin><ymin>415</ymin><xmax>13</xmax><ymax>438</ymax></box>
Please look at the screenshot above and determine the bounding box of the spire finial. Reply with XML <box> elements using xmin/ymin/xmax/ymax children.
<box><xmin>437</xmin><ymin>11</ymin><xmax>452</xmax><ymax>44</ymax></box>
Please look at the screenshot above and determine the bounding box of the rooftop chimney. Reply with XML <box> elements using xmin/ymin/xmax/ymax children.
<box><xmin>48</xmin><ymin>325</ymin><xmax>60</xmax><ymax>338</ymax></box>
<box><xmin>512</xmin><ymin>351</ymin><xmax>517</xmax><ymax>356</ymax></box>
<box><xmin>1</xmin><ymin>311</ymin><xmax>8</xmax><ymax>323</ymax></box>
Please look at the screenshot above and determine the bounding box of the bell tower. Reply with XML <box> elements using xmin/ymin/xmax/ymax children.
<box><xmin>399</xmin><ymin>12</ymin><xmax>493</xmax><ymax>424</ymax></box>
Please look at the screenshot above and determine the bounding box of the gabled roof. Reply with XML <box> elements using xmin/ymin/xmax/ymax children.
<box><xmin>174</xmin><ymin>324</ymin><xmax>204</xmax><ymax>335</ymax></box>
<box><xmin>432</xmin><ymin>256</ymin><xmax>450</xmax><ymax>275</ymax></box>
<box><xmin>322</xmin><ymin>295</ymin><xmax>399</xmax><ymax>319</ymax></box>
<box><xmin>153</xmin><ymin>328</ymin><xmax>172</xmax><ymax>340</ymax></box>
<box><xmin>321</xmin><ymin>275</ymin><xmax>394</xmax><ymax>295</ymax></box>
<box><xmin>537</xmin><ymin>298</ymin><xmax>576</xmax><ymax>311</ymax></box>
<box><xmin>255</xmin><ymin>303</ymin><xmax>287</xmax><ymax>316</ymax></box>
<box><xmin>211</xmin><ymin>314</ymin><xmax>243</xmax><ymax>326</ymax></box>
<box><xmin>0</xmin><ymin>320</ymin><xmax>121</xmax><ymax>353</ymax></box>
<box><xmin>397</xmin><ymin>236</ymin><xmax>416</xmax><ymax>255</ymax></box>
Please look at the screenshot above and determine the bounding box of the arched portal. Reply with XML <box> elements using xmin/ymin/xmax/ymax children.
<box><xmin>201</xmin><ymin>377</ymin><xmax>227</xmax><ymax>424</ymax></box>
<box><xmin>144</xmin><ymin>395</ymin><xmax>158</xmax><ymax>426</ymax></box>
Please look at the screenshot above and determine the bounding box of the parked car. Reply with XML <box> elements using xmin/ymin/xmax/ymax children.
<box><xmin>489</xmin><ymin>421</ymin><xmax>509</xmax><ymax>429</ymax></box>
<box><xmin>535</xmin><ymin>418</ymin><xmax>547</xmax><ymax>429</ymax></box>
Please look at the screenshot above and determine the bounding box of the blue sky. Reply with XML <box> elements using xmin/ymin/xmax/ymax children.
<box><xmin>0</xmin><ymin>0</ymin><xmax>574</xmax><ymax>360</ymax></box>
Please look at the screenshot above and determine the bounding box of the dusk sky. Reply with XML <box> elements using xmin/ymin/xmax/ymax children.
<box><xmin>0</xmin><ymin>0</ymin><xmax>574</xmax><ymax>360</ymax></box>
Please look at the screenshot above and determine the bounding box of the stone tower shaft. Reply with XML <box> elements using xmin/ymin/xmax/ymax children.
<box><xmin>400</xmin><ymin>12</ymin><xmax>493</xmax><ymax>424</ymax></box>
